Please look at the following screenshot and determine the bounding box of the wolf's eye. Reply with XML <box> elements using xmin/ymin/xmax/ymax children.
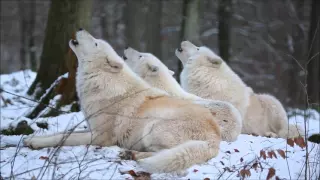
<box><xmin>197</xmin><ymin>48</ymin><xmax>199</xmax><ymax>51</ymax></box>
<box><xmin>139</xmin><ymin>55</ymin><xmax>142</xmax><ymax>58</ymax></box>
<box><xmin>95</xmin><ymin>43</ymin><xmax>98</xmax><ymax>46</ymax></box>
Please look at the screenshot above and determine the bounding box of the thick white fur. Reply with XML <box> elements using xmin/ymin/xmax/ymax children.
<box><xmin>175</xmin><ymin>41</ymin><xmax>304</xmax><ymax>138</ymax></box>
<box><xmin>124</xmin><ymin>47</ymin><xmax>242</xmax><ymax>142</ymax></box>
<box><xmin>176</xmin><ymin>41</ymin><xmax>250</xmax><ymax>119</ymax></box>
<box><xmin>23</xmin><ymin>30</ymin><xmax>221</xmax><ymax>174</ymax></box>
<box><xmin>244</xmin><ymin>92</ymin><xmax>304</xmax><ymax>138</ymax></box>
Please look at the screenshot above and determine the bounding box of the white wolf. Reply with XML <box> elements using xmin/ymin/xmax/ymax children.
<box><xmin>23</xmin><ymin>30</ymin><xmax>221</xmax><ymax>174</ymax></box>
<box><xmin>175</xmin><ymin>41</ymin><xmax>304</xmax><ymax>138</ymax></box>
<box><xmin>124</xmin><ymin>47</ymin><xmax>242</xmax><ymax>142</ymax></box>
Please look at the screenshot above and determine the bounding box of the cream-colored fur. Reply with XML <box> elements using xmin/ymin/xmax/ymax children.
<box><xmin>176</xmin><ymin>41</ymin><xmax>250</xmax><ymax>119</ymax></box>
<box><xmin>175</xmin><ymin>41</ymin><xmax>304</xmax><ymax>138</ymax></box>
<box><xmin>23</xmin><ymin>30</ymin><xmax>221</xmax><ymax>174</ymax></box>
<box><xmin>245</xmin><ymin>92</ymin><xmax>304</xmax><ymax>138</ymax></box>
<box><xmin>124</xmin><ymin>47</ymin><xmax>242</xmax><ymax>142</ymax></box>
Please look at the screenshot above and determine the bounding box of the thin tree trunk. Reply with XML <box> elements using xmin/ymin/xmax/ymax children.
<box><xmin>19</xmin><ymin>0</ymin><xmax>27</xmax><ymax>70</ymax></box>
<box><xmin>288</xmin><ymin>0</ymin><xmax>306</xmax><ymax>107</ymax></box>
<box><xmin>177</xmin><ymin>0</ymin><xmax>200</xmax><ymax>83</ymax></box>
<box><xmin>124</xmin><ymin>0</ymin><xmax>144</xmax><ymax>50</ymax></box>
<box><xmin>218</xmin><ymin>0</ymin><xmax>232</xmax><ymax>63</ymax></box>
<box><xmin>145</xmin><ymin>0</ymin><xmax>162</xmax><ymax>59</ymax></box>
<box><xmin>307</xmin><ymin>0</ymin><xmax>320</xmax><ymax>106</ymax></box>
<box><xmin>29</xmin><ymin>0</ymin><xmax>37</xmax><ymax>71</ymax></box>
<box><xmin>27</xmin><ymin>0</ymin><xmax>92</xmax><ymax>99</ymax></box>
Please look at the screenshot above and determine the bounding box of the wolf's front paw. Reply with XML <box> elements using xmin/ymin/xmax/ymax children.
<box><xmin>265</xmin><ymin>132</ymin><xmax>278</xmax><ymax>138</ymax></box>
<box><xmin>23</xmin><ymin>137</ymin><xmax>42</xmax><ymax>150</ymax></box>
<box><xmin>119</xmin><ymin>150</ymin><xmax>136</xmax><ymax>160</ymax></box>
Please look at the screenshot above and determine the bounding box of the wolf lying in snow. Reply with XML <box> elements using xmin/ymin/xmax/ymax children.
<box><xmin>124</xmin><ymin>47</ymin><xmax>242</xmax><ymax>142</ymax></box>
<box><xmin>175</xmin><ymin>41</ymin><xmax>304</xmax><ymax>138</ymax></box>
<box><xmin>23</xmin><ymin>30</ymin><xmax>221</xmax><ymax>174</ymax></box>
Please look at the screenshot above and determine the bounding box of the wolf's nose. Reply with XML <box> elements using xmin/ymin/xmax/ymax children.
<box><xmin>177</xmin><ymin>48</ymin><xmax>183</xmax><ymax>52</ymax></box>
<box><xmin>125</xmin><ymin>46</ymin><xmax>129</xmax><ymax>50</ymax></box>
<box><xmin>79</xmin><ymin>28</ymin><xmax>83</xmax><ymax>31</ymax></box>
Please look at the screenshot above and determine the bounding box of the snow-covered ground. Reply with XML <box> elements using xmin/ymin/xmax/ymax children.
<box><xmin>1</xmin><ymin>70</ymin><xmax>319</xmax><ymax>180</ymax></box>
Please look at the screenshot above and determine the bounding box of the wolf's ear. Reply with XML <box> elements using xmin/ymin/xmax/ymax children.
<box><xmin>124</xmin><ymin>47</ymin><xmax>139</xmax><ymax>57</ymax></box>
<box><xmin>168</xmin><ymin>70</ymin><xmax>175</xmax><ymax>76</ymax></box>
<box><xmin>206</xmin><ymin>56</ymin><xmax>222</xmax><ymax>67</ymax></box>
<box><xmin>147</xmin><ymin>64</ymin><xmax>159</xmax><ymax>74</ymax></box>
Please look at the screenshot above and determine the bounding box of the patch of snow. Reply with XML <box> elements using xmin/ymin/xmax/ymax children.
<box><xmin>0</xmin><ymin>70</ymin><xmax>319</xmax><ymax>180</ymax></box>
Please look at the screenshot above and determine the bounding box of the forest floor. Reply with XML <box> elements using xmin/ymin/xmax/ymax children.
<box><xmin>1</xmin><ymin>70</ymin><xmax>319</xmax><ymax>180</ymax></box>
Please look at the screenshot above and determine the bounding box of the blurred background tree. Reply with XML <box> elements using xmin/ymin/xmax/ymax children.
<box><xmin>0</xmin><ymin>0</ymin><xmax>319</xmax><ymax>114</ymax></box>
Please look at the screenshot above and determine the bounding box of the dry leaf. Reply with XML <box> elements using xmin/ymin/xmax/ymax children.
<box><xmin>234</xmin><ymin>149</ymin><xmax>240</xmax><ymax>152</ymax></box>
<box><xmin>271</xmin><ymin>150</ymin><xmax>277</xmax><ymax>159</ymax></box>
<box><xmin>128</xmin><ymin>170</ymin><xmax>138</xmax><ymax>177</ymax></box>
<box><xmin>266</xmin><ymin>168</ymin><xmax>276</xmax><ymax>180</ymax></box>
<box><xmin>276</xmin><ymin>149</ymin><xmax>286</xmax><ymax>159</ymax></box>
<box><xmin>245</xmin><ymin>169</ymin><xmax>251</xmax><ymax>177</ymax></box>
<box><xmin>121</xmin><ymin>170</ymin><xmax>151</xmax><ymax>180</ymax></box>
<box><xmin>260</xmin><ymin>150</ymin><xmax>267</xmax><ymax>160</ymax></box>
<box><xmin>294</xmin><ymin>137</ymin><xmax>306</xmax><ymax>149</ymax></box>
<box><xmin>203</xmin><ymin>178</ymin><xmax>210</xmax><ymax>180</ymax></box>
<box><xmin>31</xmin><ymin>176</ymin><xmax>37</xmax><ymax>180</ymax></box>
<box><xmin>240</xmin><ymin>157</ymin><xmax>244</xmax><ymax>162</ymax></box>
<box><xmin>252</xmin><ymin>162</ymin><xmax>258</xmax><ymax>170</ymax></box>
<box><xmin>39</xmin><ymin>156</ymin><xmax>49</xmax><ymax>160</ymax></box>
<box><xmin>193</xmin><ymin>169</ymin><xmax>198</xmax><ymax>173</ymax></box>
<box><xmin>287</xmin><ymin>138</ymin><xmax>294</xmax><ymax>147</ymax></box>
<box><xmin>267</xmin><ymin>151</ymin><xmax>273</xmax><ymax>159</ymax></box>
<box><xmin>239</xmin><ymin>169</ymin><xmax>246</xmax><ymax>178</ymax></box>
<box><xmin>134</xmin><ymin>171</ymin><xmax>151</xmax><ymax>180</ymax></box>
<box><xmin>240</xmin><ymin>169</ymin><xmax>251</xmax><ymax>178</ymax></box>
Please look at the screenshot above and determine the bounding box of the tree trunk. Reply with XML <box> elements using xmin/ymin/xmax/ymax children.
<box><xmin>177</xmin><ymin>0</ymin><xmax>200</xmax><ymax>83</ymax></box>
<box><xmin>29</xmin><ymin>0</ymin><xmax>37</xmax><ymax>71</ymax></box>
<box><xmin>145</xmin><ymin>0</ymin><xmax>162</xmax><ymax>59</ymax></box>
<box><xmin>218</xmin><ymin>0</ymin><xmax>232</xmax><ymax>63</ymax></box>
<box><xmin>26</xmin><ymin>0</ymin><xmax>92</xmax><ymax>118</ymax></box>
<box><xmin>124</xmin><ymin>0</ymin><xmax>144</xmax><ymax>50</ymax></box>
<box><xmin>307</xmin><ymin>0</ymin><xmax>320</xmax><ymax>107</ymax></box>
<box><xmin>19</xmin><ymin>0</ymin><xmax>27</xmax><ymax>70</ymax></box>
<box><xmin>288</xmin><ymin>0</ymin><xmax>306</xmax><ymax>107</ymax></box>
<box><xmin>27</xmin><ymin>0</ymin><xmax>92</xmax><ymax>99</ymax></box>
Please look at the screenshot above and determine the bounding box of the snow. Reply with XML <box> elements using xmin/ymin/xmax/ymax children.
<box><xmin>1</xmin><ymin>70</ymin><xmax>319</xmax><ymax>180</ymax></box>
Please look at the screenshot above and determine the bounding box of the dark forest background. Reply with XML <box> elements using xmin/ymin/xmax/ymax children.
<box><xmin>0</xmin><ymin>0</ymin><xmax>319</xmax><ymax>110</ymax></box>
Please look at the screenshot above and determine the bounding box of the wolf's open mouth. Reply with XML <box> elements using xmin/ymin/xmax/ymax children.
<box><xmin>71</xmin><ymin>39</ymin><xmax>79</xmax><ymax>46</ymax></box>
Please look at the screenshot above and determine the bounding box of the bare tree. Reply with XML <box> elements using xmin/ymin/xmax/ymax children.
<box><xmin>218</xmin><ymin>0</ymin><xmax>232</xmax><ymax>62</ymax></box>
<box><xmin>307</xmin><ymin>0</ymin><xmax>320</xmax><ymax>106</ymax></box>
<box><xmin>19</xmin><ymin>0</ymin><xmax>27</xmax><ymax>70</ymax></box>
<box><xmin>177</xmin><ymin>0</ymin><xmax>200</xmax><ymax>82</ymax></box>
<box><xmin>26</xmin><ymin>0</ymin><xmax>93</xmax><ymax>118</ymax></box>
<box><xmin>28</xmin><ymin>0</ymin><xmax>37</xmax><ymax>71</ymax></box>
<box><xmin>145</xmin><ymin>0</ymin><xmax>162</xmax><ymax>59</ymax></box>
<box><xmin>124</xmin><ymin>0</ymin><xmax>145</xmax><ymax>50</ymax></box>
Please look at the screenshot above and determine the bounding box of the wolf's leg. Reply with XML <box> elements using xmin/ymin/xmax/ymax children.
<box><xmin>119</xmin><ymin>150</ymin><xmax>154</xmax><ymax>160</ymax></box>
<box><xmin>265</xmin><ymin>131</ymin><xmax>278</xmax><ymax>138</ymax></box>
<box><xmin>23</xmin><ymin>131</ymin><xmax>109</xmax><ymax>149</ymax></box>
<box><xmin>26</xmin><ymin>129</ymin><xmax>91</xmax><ymax>139</ymax></box>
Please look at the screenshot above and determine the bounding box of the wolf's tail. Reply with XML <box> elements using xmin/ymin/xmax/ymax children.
<box><xmin>138</xmin><ymin>139</ymin><xmax>219</xmax><ymax>174</ymax></box>
<box><xmin>278</xmin><ymin>124</ymin><xmax>305</xmax><ymax>139</ymax></box>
